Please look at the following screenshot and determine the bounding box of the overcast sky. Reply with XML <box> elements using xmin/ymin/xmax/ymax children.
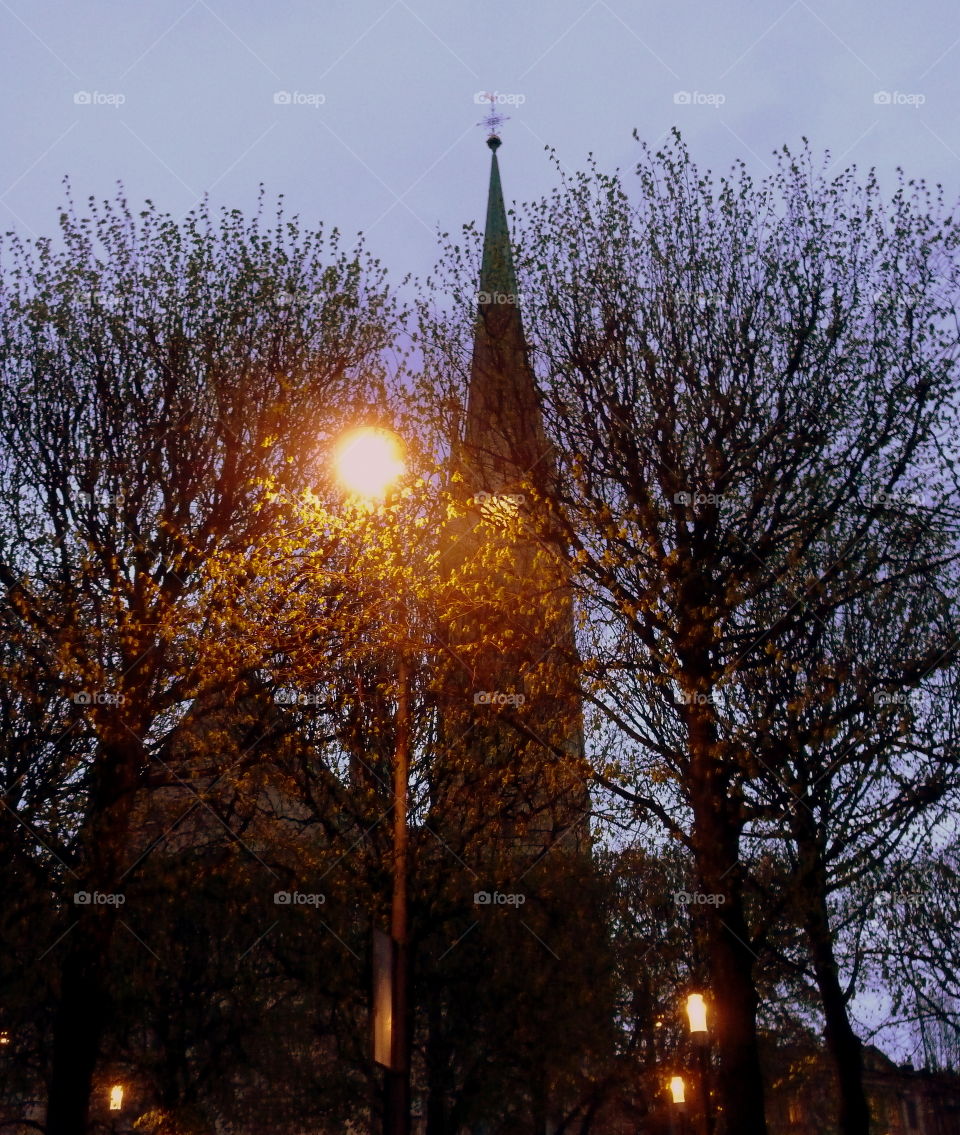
<box><xmin>1</xmin><ymin>0</ymin><xmax>959</xmax><ymax>285</ymax></box>
<box><xmin>3</xmin><ymin>0</ymin><xmax>956</xmax><ymax>1060</ymax></box>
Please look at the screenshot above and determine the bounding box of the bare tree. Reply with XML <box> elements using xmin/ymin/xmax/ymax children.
<box><xmin>419</xmin><ymin>130</ymin><xmax>960</xmax><ymax>1135</ymax></box>
<box><xmin>0</xmin><ymin>186</ymin><xmax>398</xmax><ymax>1133</ymax></box>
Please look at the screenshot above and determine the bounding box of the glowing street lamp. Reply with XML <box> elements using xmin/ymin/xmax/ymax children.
<box><xmin>109</xmin><ymin>1083</ymin><xmax>123</xmax><ymax>1111</ymax></box>
<box><xmin>686</xmin><ymin>993</ymin><xmax>708</xmax><ymax>1040</ymax></box>
<box><xmin>685</xmin><ymin>993</ymin><xmax>711</xmax><ymax>1135</ymax></box>
<box><xmin>668</xmin><ymin>1075</ymin><xmax>688</xmax><ymax>1135</ymax></box>
<box><xmin>333</xmin><ymin>427</ymin><xmax>405</xmax><ymax>500</ymax></box>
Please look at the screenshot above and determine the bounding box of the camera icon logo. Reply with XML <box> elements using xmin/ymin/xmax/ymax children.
<box><xmin>273</xmin><ymin>91</ymin><xmax>292</xmax><ymax>104</ymax></box>
<box><xmin>274</xmin><ymin>891</ymin><xmax>292</xmax><ymax>904</ymax></box>
<box><xmin>73</xmin><ymin>891</ymin><xmax>91</xmax><ymax>904</ymax></box>
<box><xmin>473</xmin><ymin>891</ymin><xmax>492</xmax><ymax>905</ymax></box>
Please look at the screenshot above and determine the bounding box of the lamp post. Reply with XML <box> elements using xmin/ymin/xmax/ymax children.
<box><xmin>685</xmin><ymin>994</ymin><xmax>711</xmax><ymax>1135</ymax></box>
<box><xmin>107</xmin><ymin>1083</ymin><xmax>124</xmax><ymax>1135</ymax></box>
<box><xmin>668</xmin><ymin>1075</ymin><xmax>688</xmax><ymax>1135</ymax></box>
<box><xmin>334</xmin><ymin>427</ymin><xmax>411</xmax><ymax>1135</ymax></box>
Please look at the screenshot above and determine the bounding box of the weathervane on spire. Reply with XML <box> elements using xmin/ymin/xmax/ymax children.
<box><xmin>477</xmin><ymin>92</ymin><xmax>509</xmax><ymax>149</ymax></box>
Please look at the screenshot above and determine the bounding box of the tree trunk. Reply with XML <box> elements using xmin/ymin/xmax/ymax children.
<box><xmin>802</xmin><ymin>854</ymin><xmax>872</xmax><ymax>1135</ymax></box>
<box><xmin>46</xmin><ymin>738</ymin><xmax>140</xmax><ymax>1135</ymax></box>
<box><xmin>688</xmin><ymin>708</ymin><xmax>768</xmax><ymax>1135</ymax></box>
<box><xmin>699</xmin><ymin>861</ymin><xmax>767</xmax><ymax>1135</ymax></box>
<box><xmin>531</xmin><ymin>1072</ymin><xmax>548</xmax><ymax>1134</ymax></box>
<box><xmin>46</xmin><ymin>906</ymin><xmax>119</xmax><ymax>1135</ymax></box>
<box><xmin>425</xmin><ymin>994</ymin><xmax>449</xmax><ymax>1135</ymax></box>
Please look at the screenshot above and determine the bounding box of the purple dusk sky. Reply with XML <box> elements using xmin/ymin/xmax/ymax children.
<box><xmin>1</xmin><ymin>0</ymin><xmax>954</xmax><ymax>1060</ymax></box>
<box><xmin>1</xmin><ymin>0</ymin><xmax>958</xmax><ymax>285</ymax></box>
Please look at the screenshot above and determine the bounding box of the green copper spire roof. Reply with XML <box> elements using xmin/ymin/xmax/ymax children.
<box><xmin>459</xmin><ymin>137</ymin><xmax>553</xmax><ymax>496</ymax></box>
<box><xmin>477</xmin><ymin>137</ymin><xmax>519</xmax><ymax>307</ymax></box>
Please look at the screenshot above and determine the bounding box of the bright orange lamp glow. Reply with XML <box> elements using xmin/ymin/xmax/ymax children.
<box><xmin>686</xmin><ymin>992</ymin><xmax>708</xmax><ymax>1035</ymax></box>
<box><xmin>669</xmin><ymin>1075</ymin><xmax>686</xmax><ymax>1104</ymax></box>
<box><xmin>109</xmin><ymin>1083</ymin><xmax>123</xmax><ymax>1111</ymax></box>
<box><xmin>334</xmin><ymin>428</ymin><xmax>405</xmax><ymax>500</ymax></box>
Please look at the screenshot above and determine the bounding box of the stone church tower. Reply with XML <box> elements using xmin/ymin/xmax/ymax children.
<box><xmin>416</xmin><ymin>134</ymin><xmax>609</xmax><ymax>1135</ymax></box>
<box><xmin>435</xmin><ymin>131</ymin><xmax>591</xmax><ymax>862</ymax></box>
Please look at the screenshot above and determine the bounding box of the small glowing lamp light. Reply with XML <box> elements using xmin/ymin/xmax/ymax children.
<box><xmin>669</xmin><ymin>1075</ymin><xmax>687</xmax><ymax>1105</ymax></box>
<box><xmin>686</xmin><ymin>992</ymin><xmax>708</xmax><ymax>1036</ymax></box>
<box><xmin>109</xmin><ymin>1084</ymin><xmax>123</xmax><ymax>1111</ymax></box>
<box><xmin>334</xmin><ymin>428</ymin><xmax>405</xmax><ymax>500</ymax></box>
<box><xmin>0</xmin><ymin>1030</ymin><xmax>10</xmax><ymax>1045</ymax></box>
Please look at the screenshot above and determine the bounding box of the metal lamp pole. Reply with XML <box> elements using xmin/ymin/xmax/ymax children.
<box><xmin>686</xmin><ymin>994</ymin><xmax>711</xmax><ymax>1135</ymax></box>
<box><xmin>693</xmin><ymin>1032</ymin><xmax>710</xmax><ymax>1135</ymax></box>
<box><xmin>332</xmin><ymin>426</ymin><xmax>412</xmax><ymax>1135</ymax></box>
<box><xmin>384</xmin><ymin>652</ymin><xmax>412</xmax><ymax>1135</ymax></box>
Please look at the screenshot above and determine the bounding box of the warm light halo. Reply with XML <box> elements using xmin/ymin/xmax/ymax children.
<box><xmin>333</xmin><ymin>427</ymin><xmax>405</xmax><ymax>500</ymax></box>
<box><xmin>686</xmin><ymin>992</ymin><xmax>708</xmax><ymax>1034</ymax></box>
<box><xmin>109</xmin><ymin>1083</ymin><xmax>124</xmax><ymax>1111</ymax></box>
<box><xmin>669</xmin><ymin>1075</ymin><xmax>686</xmax><ymax>1104</ymax></box>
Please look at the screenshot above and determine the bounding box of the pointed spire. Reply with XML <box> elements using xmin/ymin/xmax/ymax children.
<box><xmin>459</xmin><ymin>137</ymin><xmax>553</xmax><ymax>497</ymax></box>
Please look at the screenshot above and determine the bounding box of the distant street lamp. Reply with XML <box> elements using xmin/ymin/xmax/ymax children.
<box><xmin>685</xmin><ymin>993</ymin><xmax>711</xmax><ymax>1135</ymax></box>
<box><xmin>334</xmin><ymin>426</ymin><xmax>411</xmax><ymax>1135</ymax></box>
<box><xmin>669</xmin><ymin>1076</ymin><xmax>688</xmax><ymax>1135</ymax></box>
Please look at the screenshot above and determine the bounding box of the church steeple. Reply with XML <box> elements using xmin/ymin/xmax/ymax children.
<box><xmin>438</xmin><ymin>134</ymin><xmax>589</xmax><ymax>856</ymax></box>
<box><xmin>458</xmin><ymin>137</ymin><xmax>553</xmax><ymax>498</ymax></box>
<box><xmin>476</xmin><ymin>135</ymin><xmax>518</xmax><ymax>310</ymax></box>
